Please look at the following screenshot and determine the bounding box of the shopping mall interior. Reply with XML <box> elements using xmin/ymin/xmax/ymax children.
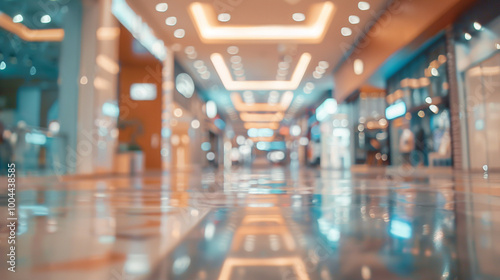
<box><xmin>0</xmin><ymin>0</ymin><xmax>500</xmax><ymax>279</ymax></box>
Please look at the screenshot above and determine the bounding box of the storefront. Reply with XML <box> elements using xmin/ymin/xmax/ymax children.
<box><xmin>350</xmin><ymin>88</ymin><xmax>389</xmax><ymax>166</ymax></box>
<box><xmin>386</xmin><ymin>36</ymin><xmax>452</xmax><ymax>167</ymax></box>
<box><xmin>454</xmin><ymin>0</ymin><xmax>500</xmax><ymax>172</ymax></box>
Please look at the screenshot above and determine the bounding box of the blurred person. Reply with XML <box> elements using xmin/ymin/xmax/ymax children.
<box><xmin>0</xmin><ymin>121</ymin><xmax>13</xmax><ymax>174</ymax></box>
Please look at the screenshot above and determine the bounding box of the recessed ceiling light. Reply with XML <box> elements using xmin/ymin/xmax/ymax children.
<box><xmin>194</xmin><ymin>60</ymin><xmax>204</xmax><ymax>68</ymax></box>
<box><xmin>315</xmin><ymin>66</ymin><xmax>325</xmax><ymax>74</ymax></box>
<box><xmin>165</xmin><ymin>16</ymin><xmax>177</xmax><ymax>26</ymax></box>
<box><xmin>201</xmin><ymin>72</ymin><xmax>211</xmax><ymax>80</ymax></box>
<box><xmin>0</xmin><ymin>61</ymin><xmax>6</xmax><ymax>70</ymax></box>
<box><xmin>353</xmin><ymin>59</ymin><xmax>364</xmax><ymax>75</ymax></box>
<box><xmin>496</xmin><ymin>43</ymin><xmax>500</xmax><ymax>49</ymax></box>
<box><xmin>341</xmin><ymin>27</ymin><xmax>352</xmax><ymax>36</ymax></box>
<box><xmin>174</xmin><ymin>29</ymin><xmax>185</xmax><ymax>38</ymax></box>
<box><xmin>278</xmin><ymin>62</ymin><xmax>290</xmax><ymax>70</ymax></box>
<box><xmin>464</xmin><ymin>32</ymin><xmax>472</xmax><ymax>41</ymax></box>
<box><xmin>155</xmin><ymin>3</ymin><xmax>168</xmax><ymax>12</ymax></box>
<box><xmin>473</xmin><ymin>22</ymin><xmax>482</xmax><ymax>31</ymax></box>
<box><xmin>227</xmin><ymin>46</ymin><xmax>239</xmax><ymax>55</ymax></box>
<box><xmin>197</xmin><ymin>66</ymin><xmax>208</xmax><ymax>74</ymax></box>
<box><xmin>358</xmin><ymin>1</ymin><xmax>370</xmax><ymax>11</ymax></box>
<box><xmin>305</xmin><ymin>82</ymin><xmax>315</xmax><ymax>90</ymax></box>
<box><xmin>318</xmin><ymin>61</ymin><xmax>329</xmax><ymax>69</ymax></box>
<box><xmin>218</xmin><ymin>13</ymin><xmax>231</xmax><ymax>22</ymax></box>
<box><xmin>12</xmin><ymin>14</ymin><xmax>23</xmax><ymax>23</ymax></box>
<box><xmin>349</xmin><ymin>15</ymin><xmax>360</xmax><ymax>24</ymax></box>
<box><xmin>231</xmin><ymin>63</ymin><xmax>243</xmax><ymax>70</ymax></box>
<box><xmin>40</xmin><ymin>15</ymin><xmax>51</xmax><ymax>24</ymax></box>
<box><xmin>292</xmin><ymin>13</ymin><xmax>306</xmax><ymax>22</ymax></box>
<box><xmin>185</xmin><ymin>46</ymin><xmax>195</xmax><ymax>54</ymax></box>
<box><xmin>230</xmin><ymin>56</ymin><xmax>242</xmax><ymax>64</ymax></box>
<box><xmin>313</xmin><ymin>71</ymin><xmax>322</xmax><ymax>79</ymax></box>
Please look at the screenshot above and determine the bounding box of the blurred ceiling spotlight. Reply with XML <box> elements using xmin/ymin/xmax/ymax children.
<box><xmin>194</xmin><ymin>60</ymin><xmax>204</xmax><ymax>68</ymax></box>
<box><xmin>353</xmin><ymin>59</ymin><xmax>364</xmax><ymax>75</ymax></box>
<box><xmin>425</xmin><ymin>97</ymin><xmax>432</xmax><ymax>104</ymax></box>
<box><xmin>40</xmin><ymin>15</ymin><xmax>51</xmax><ymax>24</ymax></box>
<box><xmin>318</xmin><ymin>61</ymin><xmax>329</xmax><ymax>69</ymax></box>
<box><xmin>12</xmin><ymin>14</ymin><xmax>23</xmax><ymax>23</ymax></box>
<box><xmin>473</xmin><ymin>22</ymin><xmax>482</xmax><ymax>31</ymax></box>
<box><xmin>496</xmin><ymin>43</ymin><xmax>500</xmax><ymax>50</ymax></box>
<box><xmin>464</xmin><ymin>32</ymin><xmax>472</xmax><ymax>41</ymax></box>
<box><xmin>218</xmin><ymin>13</ymin><xmax>231</xmax><ymax>22</ymax></box>
<box><xmin>174</xmin><ymin>29</ymin><xmax>185</xmax><ymax>38</ymax></box>
<box><xmin>185</xmin><ymin>46</ymin><xmax>195</xmax><ymax>54</ymax></box>
<box><xmin>278</xmin><ymin>61</ymin><xmax>290</xmax><ymax>70</ymax></box>
<box><xmin>292</xmin><ymin>13</ymin><xmax>306</xmax><ymax>22</ymax></box>
<box><xmin>201</xmin><ymin>72</ymin><xmax>211</xmax><ymax>79</ymax></box>
<box><xmin>197</xmin><ymin>65</ymin><xmax>208</xmax><ymax>74</ymax></box>
<box><xmin>429</xmin><ymin>104</ymin><xmax>439</xmax><ymax>114</ymax></box>
<box><xmin>230</xmin><ymin>55</ymin><xmax>242</xmax><ymax>64</ymax></box>
<box><xmin>206</xmin><ymin>100</ymin><xmax>217</xmax><ymax>118</ymax></box>
<box><xmin>341</xmin><ymin>27</ymin><xmax>352</xmax><ymax>36</ymax></box>
<box><xmin>430</xmin><ymin>68</ymin><xmax>439</xmax><ymax>76</ymax></box>
<box><xmin>349</xmin><ymin>15</ymin><xmax>360</xmax><ymax>24</ymax></box>
<box><xmin>166</xmin><ymin>16</ymin><xmax>177</xmax><ymax>26</ymax></box>
<box><xmin>290</xmin><ymin>125</ymin><xmax>301</xmax><ymax>136</ymax></box>
<box><xmin>231</xmin><ymin>63</ymin><xmax>243</xmax><ymax>70</ymax></box>
<box><xmin>227</xmin><ymin>46</ymin><xmax>239</xmax><ymax>55</ymax></box>
<box><xmin>174</xmin><ymin>108</ymin><xmax>183</xmax><ymax>117</ymax></box>
<box><xmin>191</xmin><ymin>119</ymin><xmax>200</xmax><ymax>129</ymax></box>
<box><xmin>313</xmin><ymin>71</ymin><xmax>322</xmax><ymax>79</ymax></box>
<box><xmin>358</xmin><ymin>1</ymin><xmax>370</xmax><ymax>11</ymax></box>
<box><xmin>234</xmin><ymin>69</ymin><xmax>245</xmax><ymax>76</ymax></box>
<box><xmin>155</xmin><ymin>3</ymin><xmax>168</xmax><ymax>12</ymax></box>
<box><xmin>305</xmin><ymin>82</ymin><xmax>315</xmax><ymax>90</ymax></box>
<box><xmin>48</xmin><ymin>121</ymin><xmax>60</xmax><ymax>134</ymax></box>
<box><xmin>315</xmin><ymin>66</ymin><xmax>326</xmax><ymax>74</ymax></box>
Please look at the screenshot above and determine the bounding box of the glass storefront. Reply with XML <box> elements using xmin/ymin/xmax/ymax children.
<box><xmin>455</xmin><ymin>2</ymin><xmax>500</xmax><ymax>172</ymax></box>
<box><xmin>386</xmin><ymin>36</ymin><xmax>452</xmax><ymax>167</ymax></box>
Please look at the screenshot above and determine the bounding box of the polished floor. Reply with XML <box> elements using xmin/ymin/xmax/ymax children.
<box><xmin>1</xmin><ymin>164</ymin><xmax>500</xmax><ymax>280</ymax></box>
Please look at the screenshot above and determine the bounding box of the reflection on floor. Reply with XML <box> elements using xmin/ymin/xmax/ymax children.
<box><xmin>1</xmin><ymin>166</ymin><xmax>500</xmax><ymax>280</ymax></box>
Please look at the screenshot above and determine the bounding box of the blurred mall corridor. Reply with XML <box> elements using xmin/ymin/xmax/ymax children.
<box><xmin>1</xmin><ymin>0</ymin><xmax>500</xmax><ymax>279</ymax></box>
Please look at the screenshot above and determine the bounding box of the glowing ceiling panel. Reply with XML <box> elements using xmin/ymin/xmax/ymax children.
<box><xmin>189</xmin><ymin>1</ymin><xmax>335</xmax><ymax>43</ymax></box>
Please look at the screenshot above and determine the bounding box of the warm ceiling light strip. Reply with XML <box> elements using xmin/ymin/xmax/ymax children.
<box><xmin>231</xmin><ymin>91</ymin><xmax>294</xmax><ymax>112</ymax></box>
<box><xmin>0</xmin><ymin>12</ymin><xmax>64</xmax><ymax>42</ymax></box>
<box><xmin>212</xmin><ymin>53</ymin><xmax>311</xmax><ymax>91</ymax></box>
<box><xmin>189</xmin><ymin>2</ymin><xmax>335</xmax><ymax>43</ymax></box>
<box><xmin>249</xmin><ymin>136</ymin><xmax>275</xmax><ymax>142</ymax></box>
<box><xmin>240</xmin><ymin>112</ymin><xmax>284</xmax><ymax>122</ymax></box>
<box><xmin>244</xmin><ymin>122</ymin><xmax>280</xmax><ymax>130</ymax></box>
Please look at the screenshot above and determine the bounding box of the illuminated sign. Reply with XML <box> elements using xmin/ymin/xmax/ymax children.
<box><xmin>385</xmin><ymin>101</ymin><xmax>406</xmax><ymax>120</ymax></box>
<box><xmin>316</xmin><ymin>98</ymin><xmax>337</xmax><ymax>122</ymax></box>
<box><xmin>130</xmin><ymin>83</ymin><xmax>157</xmax><ymax>100</ymax></box>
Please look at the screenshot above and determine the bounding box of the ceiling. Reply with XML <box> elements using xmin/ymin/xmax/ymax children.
<box><xmin>127</xmin><ymin>0</ymin><xmax>392</xmax><ymax>132</ymax></box>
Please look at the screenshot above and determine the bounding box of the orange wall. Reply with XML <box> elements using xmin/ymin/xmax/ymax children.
<box><xmin>118</xmin><ymin>24</ymin><xmax>162</xmax><ymax>170</ymax></box>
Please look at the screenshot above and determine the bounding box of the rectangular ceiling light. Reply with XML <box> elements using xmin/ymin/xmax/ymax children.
<box><xmin>211</xmin><ymin>53</ymin><xmax>311</xmax><ymax>91</ymax></box>
<box><xmin>244</xmin><ymin>122</ymin><xmax>280</xmax><ymax>130</ymax></box>
<box><xmin>240</xmin><ymin>112</ymin><xmax>284</xmax><ymax>122</ymax></box>
<box><xmin>231</xmin><ymin>91</ymin><xmax>293</xmax><ymax>112</ymax></box>
<box><xmin>189</xmin><ymin>2</ymin><xmax>335</xmax><ymax>43</ymax></box>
